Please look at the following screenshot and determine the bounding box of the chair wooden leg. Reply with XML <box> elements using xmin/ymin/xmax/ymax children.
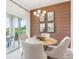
<box><xmin>21</xmin><ymin>52</ymin><xmax>23</xmax><ymax>59</ymax></box>
<box><xmin>47</xmin><ymin>56</ymin><xmax>58</xmax><ymax>59</ymax></box>
<box><xmin>21</xmin><ymin>52</ymin><xmax>23</xmax><ymax>56</ymax></box>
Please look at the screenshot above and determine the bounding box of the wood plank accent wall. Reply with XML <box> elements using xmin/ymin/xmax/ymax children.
<box><xmin>30</xmin><ymin>1</ymin><xmax>71</xmax><ymax>44</ymax></box>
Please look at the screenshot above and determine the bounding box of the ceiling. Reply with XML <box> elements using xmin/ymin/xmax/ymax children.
<box><xmin>12</xmin><ymin>0</ymin><xmax>70</xmax><ymax>11</ymax></box>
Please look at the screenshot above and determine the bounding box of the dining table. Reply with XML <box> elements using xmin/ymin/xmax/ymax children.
<box><xmin>38</xmin><ymin>37</ymin><xmax>58</xmax><ymax>50</ymax></box>
<box><xmin>25</xmin><ymin>37</ymin><xmax>58</xmax><ymax>50</ymax></box>
<box><xmin>39</xmin><ymin>37</ymin><xmax>57</xmax><ymax>46</ymax></box>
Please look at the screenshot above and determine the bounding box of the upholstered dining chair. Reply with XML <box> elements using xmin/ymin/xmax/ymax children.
<box><xmin>41</xmin><ymin>33</ymin><xmax>50</xmax><ymax>38</ymax></box>
<box><xmin>45</xmin><ymin>36</ymin><xmax>71</xmax><ymax>59</ymax></box>
<box><xmin>21</xmin><ymin>41</ymin><xmax>47</xmax><ymax>59</ymax></box>
<box><xmin>20</xmin><ymin>34</ymin><xmax>28</xmax><ymax>41</ymax></box>
<box><xmin>19</xmin><ymin>34</ymin><xmax>28</xmax><ymax>56</ymax></box>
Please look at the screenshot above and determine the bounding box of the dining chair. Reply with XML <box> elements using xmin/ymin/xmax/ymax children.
<box><xmin>45</xmin><ymin>36</ymin><xmax>71</xmax><ymax>59</ymax></box>
<box><xmin>41</xmin><ymin>33</ymin><xmax>50</xmax><ymax>38</ymax></box>
<box><xmin>19</xmin><ymin>34</ymin><xmax>28</xmax><ymax>56</ymax></box>
<box><xmin>20</xmin><ymin>34</ymin><xmax>28</xmax><ymax>41</ymax></box>
<box><xmin>64</xmin><ymin>48</ymin><xmax>73</xmax><ymax>59</ymax></box>
<box><xmin>21</xmin><ymin>41</ymin><xmax>47</xmax><ymax>59</ymax></box>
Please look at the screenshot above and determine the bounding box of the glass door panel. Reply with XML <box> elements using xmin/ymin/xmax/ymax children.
<box><xmin>6</xmin><ymin>14</ymin><xmax>26</xmax><ymax>53</ymax></box>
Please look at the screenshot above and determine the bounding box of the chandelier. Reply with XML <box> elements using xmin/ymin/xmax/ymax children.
<box><xmin>33</xmin><ymin>0</ymin><xmax>46</xmax><ymax>17</ymax></box>
<box><xmin>33</xmin><ymin>10</ymin><xmax>46</xmax><ymax>17</ymax></box>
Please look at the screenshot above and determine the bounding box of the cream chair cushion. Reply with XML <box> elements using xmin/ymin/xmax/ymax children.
<box><xmin>46</xmin><ymin>36</ymin><xmax>71</xmax><ymax>59</ymax></box>
<box><xmin>21</xmin><ymin>40</ymin><xmax>47</xmax><ymax>59</ymax></box>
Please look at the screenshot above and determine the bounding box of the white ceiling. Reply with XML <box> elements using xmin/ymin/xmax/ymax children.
<box><xmin>12</xmin><ymin>0</ymin><xmax>70</xmax><ymax>11</ymax></box>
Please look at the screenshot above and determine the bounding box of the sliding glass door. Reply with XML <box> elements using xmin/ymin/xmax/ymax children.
<box><xmin>6</xmin><ymin>14</ymin><xmax>26</xmax><ymax>53</ymax></box>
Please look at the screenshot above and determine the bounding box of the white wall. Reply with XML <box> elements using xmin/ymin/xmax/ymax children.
<box><xmin>6</xmin><ymin>0</ymin><xmax>30</xmax><ymax>37</ymax></box>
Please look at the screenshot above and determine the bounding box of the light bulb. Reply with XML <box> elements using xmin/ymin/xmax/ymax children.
<box><xmin>34</xmin><ymin>12</ymin><xmax>37</xmax><ymax>15</ymax></box>
<box><xmin>37</xmin><ymin>14</ymin><xmax>39</xmax><ymax>17</ymax></box>
<box><xmin>37</xmin><ymin>10</ymin><xmax>41</xmax><ymax>14</ymax></box>
<box><xmin>43</xmin><ymin>10</ymin><xmax>46</xmax><ymax>14</ymax></box>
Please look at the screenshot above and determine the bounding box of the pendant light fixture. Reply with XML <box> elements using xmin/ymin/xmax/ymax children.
<box><xmin>33</xmin><ymin>0</ymin><xmax>46</xmax><ymax>17</ymax></box>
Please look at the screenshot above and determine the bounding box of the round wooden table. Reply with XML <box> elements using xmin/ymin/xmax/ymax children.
<box><xmin>39</xmin><ymin>37</ymin><xmax>57</xmax><ymax>46</ymax></box>
<box><xmin>25</xmin><ymin>37</ymin><xmax>57</xmax><ymax>46</ymax></box>
<box><xmin>25</xmin><ymin>37</ymin><xmax>57</xmax><ymax>50</ymax></box>
<box><xmin>38</xmin><ymin>37</ymin><xmax>57</xmax><ymax>50</ymax></box>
